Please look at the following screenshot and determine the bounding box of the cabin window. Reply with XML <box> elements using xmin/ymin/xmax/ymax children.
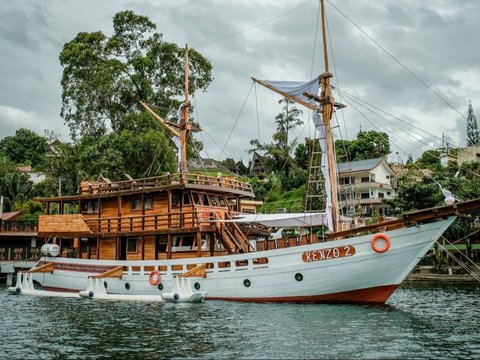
<box><xmin>192</xmin><ymin>192</ymin><xmax>201</xmax><ymax>205</ymax></box>
<box><xmin>131</xmin><ymin>196</ymin><xmax>153</xmax><ymax>211</ymax></box>
<box><xmin>370</xmin><ymin>174</ymin><xmax>376</xmax><ymax>182</ymax></box>
<box><xmin>218</xmin><ymin>196</ymin><xmax>226</xmax><ymax>208</ymax></box>
<box><xmin>201</xmin><ymin>193</ymin><xmax>210</xmax><ymax>206</ymax></box>
<box><xmin>145</xmin><ymin>196</ymin><xmax>153</xmax><ymax>210</ymax></box>
<box><xmin>183</xmin><ymin>192</ymin><xmax>191</xmax><ymax>206</ymax></box>
<box><xmin>387</xmin><ymin>191</ymin><xmax>391</xmax><ymax>196</ymax></box>
<box><xmin>172</xmin><ymin>192</ymin><xmax>182</xmax><ymax>208</ymax></box>
<box><xmin>361</xmin><ymin>177</ymin><xmax>369</xmax><ymax>183</ymax></box>
<box><xmin>360</xmin><ymin>192</ymin><xmax>370</xmax><ymax>199</ymax></box>
<box><xmin>81</xmin><ymin>200</ymin><xmax>99</xmax><ymax>214</ymax></box>
<box><xmin>126</xmin><ymin>238</ymin><xmax>138</xmax><ymax>253</ymax></box>
<box><xmin>157</xmin><ymin>235</ymin><xmax>168</xmax><ymax>252</ymax></box>
<box><xmin>172</xmin><ymin>234</ymin><xmax>196</xmax><ymax>252</ymax></box>
<box><xmin>131</xmin><ymin>198</ymin><xmax>142</xmax><ymax>210</ymax></box>
<box><xmin>378</xmin><ymin>192</ymin><xmax>384</xmax><ymax>199</ymax></box>
<box><xmin>210</xmin><ymin>195</ymin><xmax>218</xmax><ymax>207</ymax></box>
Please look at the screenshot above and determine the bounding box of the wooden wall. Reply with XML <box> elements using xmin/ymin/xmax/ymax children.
<box><xmin>99</xmin><ymin>238</ymin><xmax>116</xmax><ymax>260</ymax></box>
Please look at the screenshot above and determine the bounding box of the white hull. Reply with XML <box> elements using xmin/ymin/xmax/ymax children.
<box><xmin>29</xmin><ymin>217</ymin><xmax>455</xmax><ymax>303</ymax></box>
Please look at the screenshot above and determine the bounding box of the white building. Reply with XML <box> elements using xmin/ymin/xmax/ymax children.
<box><xmin>337</xmin><ymin>158</ymin><xmax>397</xmax><ymax>217</ymax></box>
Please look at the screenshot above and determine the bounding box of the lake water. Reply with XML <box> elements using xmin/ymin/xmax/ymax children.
<box><xmin>0</xmin><ymin>282</ymin><xmax>479</xmax><ymax>359</ymax></box>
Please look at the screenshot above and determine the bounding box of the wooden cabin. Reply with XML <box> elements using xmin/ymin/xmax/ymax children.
<box><xmin>36</xmin><ymin>173</ymin><xmax>256</xmax><ymax>261</ymax></box>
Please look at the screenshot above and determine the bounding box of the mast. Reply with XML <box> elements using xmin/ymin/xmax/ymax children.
<box><xmin>251</xmin><ymin>0</ymin><xmax>344</xmax><ymax>232</ymax></box>
<box><xmin>180</xmin><ymin>44</ymin><xmax>190</xmax><ymax>177</ymax></box>
<box><xmin>319</xmin><ymin>0</ymin><xmax>340</xmax><ymax>232</ymax></box>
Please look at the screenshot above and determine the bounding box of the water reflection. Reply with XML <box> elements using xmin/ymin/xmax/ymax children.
<box><xmin>1</xmin><ymin>282</ymin><xmax>479</xmax><ymax>359</ymax></box>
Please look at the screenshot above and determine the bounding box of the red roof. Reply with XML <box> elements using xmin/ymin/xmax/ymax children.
<box><xmin>17</xmin><ymin>166</ymin><xmax>32</xmax><ymax>172</ymax></box>
<box><xmin>1</xmin><ymin>211</ymin><xmax>22</xmax><ymax>221</ymax></box>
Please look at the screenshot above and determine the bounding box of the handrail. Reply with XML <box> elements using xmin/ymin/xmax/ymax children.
<box><xmin>83</xmin><ymin>211</ymin><xmax>199</xmax><ymax>234</ymax></box>
<box><xmin>0</xmin><ymin>220</ymin><xmax>38</xmax><ymax>233</ymax></box>
<box><xmin>79</xmin><ymin>173</ymin><xmax>253</xmax><ymax>195</ymax></box>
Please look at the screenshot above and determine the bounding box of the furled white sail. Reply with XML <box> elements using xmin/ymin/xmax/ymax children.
<box><xmin>231</xmin><ymin>212</ymin><xmax>327</xmax><ymax>227</ymax></box>
<box><xmin>172</xmin><ymin>136</ymin><xmax>182</xmax><ymax>172</ymax></box>
<box><xmin>263</xmin><ymin>77</ymin><xmax>335</xmax><ymax>231</ymax></box>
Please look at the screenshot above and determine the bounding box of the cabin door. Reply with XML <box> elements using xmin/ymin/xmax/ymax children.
<box><xmin>120</xmin><ymin>237</ymin><xmax>127</xmax><ymax>260</ymax></box>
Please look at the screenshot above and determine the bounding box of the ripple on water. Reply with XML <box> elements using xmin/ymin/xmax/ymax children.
<box><xmin>0</xmin><ymin>282</ymin><xmax>479</xmax><ymax>359</ymax></box>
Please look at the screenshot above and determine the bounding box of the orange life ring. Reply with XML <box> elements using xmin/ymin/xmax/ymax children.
<box><xmin>148</xmin><ymin>269</ymin><xmax>161</xmax><ymax>286</ymax></box>
<box><xmin>371</xmin><ymin>233</ymin><xmax>390</xmax><ymax>253</ymax></box>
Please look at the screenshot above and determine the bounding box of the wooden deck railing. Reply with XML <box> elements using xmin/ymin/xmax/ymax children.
<box><xmin>79</xmin><ymin>173</ymin><xmax>253</xmax><ymax>195</ymax></box>
<box><xmin>0</xmin><ymin>246</ymin><xmax>42</xmax><ymax>261</ymax></box>
<box><xmin>83</xmin><ymin>210</ymin><xmax>200</xmax><ymax>234</ymax></box>
<box><xmin>0</xmin><ymin>220</ymin><xmax>38</xmax><ymax>233</ymax></box>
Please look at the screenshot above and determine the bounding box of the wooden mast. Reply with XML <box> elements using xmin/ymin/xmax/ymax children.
<box><xmin>319</xmin><ymin>0</ymin><xmax>340</xmax><ymax>232</ymax></box>
<box><xmin>251</xmin><ymin>0</ymin><xmax>344</xmax><ymax>232</ymax></box>
<box><xmin>180</xmin><ymin>44</ymin><xmax>191</xmax><ymax>179</ymax></box>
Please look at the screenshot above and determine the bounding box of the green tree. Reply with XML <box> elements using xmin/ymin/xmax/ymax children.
<box><xmin>59</xmin><ymin>10</ymin><xmax>213</xmax><ymax>139</ymax></box>
<box><xmin>386</xmin><ymin>179</ymin><xmax>443</xmax><ymax>215</ymax></box>
<box><xmin>267</xmin><ymin>98</ymin><xmax>303</xmax><ymax>176</ymax></box>
<box><xmin>335</xmin><ymin>130</ymin><xmax>390</xmax><ymax>162</ymax></box>
<box><xmin>416</xmin><ymin>149</ymin><xmax>441</xmax><ymax>169</ymax></box>
<box><xmin>0</xmin><ymin>170</ymin><xmax>34</xmax><ymax>212</ymax></box>
<box><xmin>0</xmin><ymin>128</ymin><xmax>47</xmax><ymax>167</ymax></box>
<box><xmin>466</xmin><ymin>101</ymin><xmax>480</xmax><ymax>146</ymax></box>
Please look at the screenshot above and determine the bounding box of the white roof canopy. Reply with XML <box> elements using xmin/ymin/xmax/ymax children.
<box><xmin>222</xmin><ymin>212</ymin><xmax>351</xmax><ymax>228</ymax></box>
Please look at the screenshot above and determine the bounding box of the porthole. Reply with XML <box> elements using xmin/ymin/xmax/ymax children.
<box><xmin>295</xmin><ymin>273</ymin><xmax>303</xmax><ymax>282</ymax></box>
<box><xmin>157</xmin><ymin>282</ymin><xmax>163</xmax><ymax>291</ymax></box>
<box><xmin>125</xmin><ymin>282</ymin><xmax>130</xmax><ymax>290</ymax></box>
<box><xmin>103</xmin><ymin>281</ymin><xmax>108</xmax><ymax>289</ymax></box>
<box><xmin>194</xmin><ymin>282</ymin><xmax>201</xmax><ymax>290</ymax></box>
<box><xmin>243</xmin><ymin>279</ymin><xmax>251</xmax><ymax>287</ymax></box>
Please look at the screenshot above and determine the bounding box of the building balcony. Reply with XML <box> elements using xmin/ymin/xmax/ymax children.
<box><xmin>339</xmin><ymin>181</ymin><xmax>394</xmax><ymax>191</ymax></box>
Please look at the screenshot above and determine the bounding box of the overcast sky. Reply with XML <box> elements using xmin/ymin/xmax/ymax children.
<box><xmin>1</xmin><ymin>0</ymin><xmax>479</xmax><ymax>165</ymax></box>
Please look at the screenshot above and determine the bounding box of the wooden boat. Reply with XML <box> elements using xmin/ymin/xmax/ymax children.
<box><xmin>20</xmin><ymin>0</ymin><xmax>480</xmax><ymax>303</ymax></box>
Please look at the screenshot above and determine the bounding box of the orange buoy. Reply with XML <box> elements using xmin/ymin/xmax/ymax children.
<box><xmin>371</xmin><ymin>233</ymin><xmax>390</xmax><ymax>253</ymax></box>
<box><xmin>148</xmin><ymin>269</ymin><xmax>161</xmax><ymax>286</ymax></box>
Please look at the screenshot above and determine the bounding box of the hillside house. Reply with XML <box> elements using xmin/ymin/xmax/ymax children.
<box><xmin>337</xmin><ymin>158</ymin><xmax>397</xmax><ymax>217</ymax></box>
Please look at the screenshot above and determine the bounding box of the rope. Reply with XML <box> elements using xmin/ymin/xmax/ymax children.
<box><xmin>337</xmin><ymin>89</ymin><xmax>480</xmax><ymax>180</ymax></box>
<box><xmin>194</xmin><ymin>0</ymin><xmax>313</xmax><ymax>48</ymax></box>
<box><xmin>217</xmin><ymin>82</ymin><xmax>255</xmax><ymax>162</ymax></box>
<box><xmin>440</xmin><ymin>236</ymin><xmax>480</xmax><ymax>272</ymax></box>
<box><xmin>325</xmin><ymin>0</ymin><xmax>467</xmax><ymax>121</ymax></box>
<box><xmin>436</xmin><ymin>241</ymin><xmax>480</xmax><ymax>283</ymax></box>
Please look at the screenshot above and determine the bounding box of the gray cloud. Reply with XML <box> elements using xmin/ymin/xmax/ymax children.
<box><xmin>0</xmin><ymin>0</ymin><xmax>479</xmax><ymax>164</ymax></box>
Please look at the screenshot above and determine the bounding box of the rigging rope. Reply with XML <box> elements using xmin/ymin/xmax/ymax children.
<box><xmin>194</xmin><ymin>0</ymin><xmax>313</xmax><ymax>48</ymax></box>
<box><xmin>436</xmin><ymin>241</ymin><xmax>480</xmax><ymax>283</ymax></box>
<box><xmin>217</xmin><ymin>82</ymin><xmax>255</xmax><ymax>162</ymax></box>
<box><xmin>337</xmin><ymin>89</ymin><xmax>480</xmax><ymax>180</ymax></box>
<box><xmin>325</xmin><ymin>0</ymin><xmax>467</xmax><ymax>121</ymax></box>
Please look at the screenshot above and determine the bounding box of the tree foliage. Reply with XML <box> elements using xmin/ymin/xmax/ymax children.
<box><xmin>59</xmin><ymin>10</ymin><xmax>213</xmax><ymax>139</ymax></box>
<box><xmin>336</xmin><ymin>130</ymin><xmax>390</xmax><ymax>162</ymax></box>
<box><xmin>0</xmin><ymin>128</ymin><xmax>47</xmax><ymax>167</ymax></box>
<box><xmin>261</xmin><ymin>97</ymin><xmax>303</xmax><ymax>176</ymax></box>
<box><xmin>415</xmin><ymin>149</ymin><xmax>441</xmax><ymax>169</ymax></box>
<box><xmin>0</xmin><ymin>169</ymin><xmax>34</xmax><ymax>212</ymax></box>
<box><xmin>466</xmin><ymin>101</ymin><xmax>480</xmax><ymax>146</ymax></box>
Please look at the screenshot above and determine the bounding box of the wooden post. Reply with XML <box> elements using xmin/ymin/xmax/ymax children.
<box><xmin>180</xmin><ymin>44</ymin><xmax>191</xmax><ymax>179</ymax></box>
<box><xmin>167</xmin><ymin>233</ymin><xmax>172</xmax><ymax>259</ymax></box>
<box><xmin>196</xmin><ymin>232</ymin><xmax>202</xmax><ymax>257</ymax></box>
<box><xmin>118</xmin><ymin>195</ymin><xmax>122</xmax><ymax>232</ymax></box>
<box><xmin>96</xmin><ymin>237</ymin><xmax>100</xmax><ymax>259</ymax></box>
<box><xmin>142</xmin><ymin>235</ymin><xmax>145</xmax><ymax>260</ymax></box>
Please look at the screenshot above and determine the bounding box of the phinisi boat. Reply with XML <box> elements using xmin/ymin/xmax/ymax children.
<box><xmin>15</xmin><ymin>0</ymin><xmax>480</xmax><ymax>303</ymax></box>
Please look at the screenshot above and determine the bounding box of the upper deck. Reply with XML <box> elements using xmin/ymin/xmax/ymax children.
<box><xmin>38</xmin><ymin>173</ymin><xmax>255</xmax><ymax>203</ymax></box>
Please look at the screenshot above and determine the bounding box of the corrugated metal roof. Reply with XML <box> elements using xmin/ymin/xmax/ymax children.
<box><xmin>337</xmin><ymin>158</ymin><xmax>384</xmax><ymax>173</ymax></box>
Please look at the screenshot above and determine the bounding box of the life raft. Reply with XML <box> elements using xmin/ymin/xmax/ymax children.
<box><xmin>371</xmin><ymin>233</ymin><xmax>390</xmax><ymax>253</ymax></box>
<box><xmin>148</xmin><ymin>269</ymin><xmax>161</xmax><ymax>286</ymax></box>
